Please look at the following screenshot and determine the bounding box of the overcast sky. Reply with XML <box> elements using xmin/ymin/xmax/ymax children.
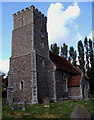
<box><xmin>0</xmin><ymin>2</ymin><xmax>93</xmax><ymax>73</ymax></box>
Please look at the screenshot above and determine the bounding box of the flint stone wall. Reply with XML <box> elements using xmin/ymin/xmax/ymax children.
<box><xmin>9</xmin><ymin>54</ymin><xmax>32</xmax><ymax>104</ymax></box>
<box><xmin>48</xmin><ymin>60</ymin><xmax>56</xmax><ymax>101</ymax></box>
<box><xmin>36</xmin><ymin>54</ymin><xmax>49</xmax><ymax>103</ymax></box>
<box><xmin>12</xmin><ymin>24</ymin><xmax>33</xmax><ymax>57</ymax></box>
<box><xmin>68</xmin><ymin>86</ymin><xmax>82</xmax><ymax>99</ymax></box>
<box><xmin>55</xmin><ymin>69</ymin><xmax>65</xmax><ymax>100</ymax></box>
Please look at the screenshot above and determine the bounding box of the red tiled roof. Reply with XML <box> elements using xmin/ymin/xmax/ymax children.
<box><xmin>49</xmin><ymin>51</ymin><xmax>89</xmax><ymax>87</ymax></box>
<box><xmin>74</xmin><ymin>66</ymin><xmax>89</xmax><ymax>79</ymax></box>
<box><xmin>69</xmin><ymin>75</ymin><xmax>81</xmax><ymax>87</ymax></box>
<box><xmin>49</xmin><ymin>51</ymin><xmax>80</xmax><ymax>75</ymax></box>
<box><xmin>49</xmin><ymin>51</ymin><xmax>89</xmax><ymax>80</ymax></box>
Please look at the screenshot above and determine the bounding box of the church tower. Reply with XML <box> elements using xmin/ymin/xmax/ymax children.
<box><xmin>7</xmin><ymin>5</ymin><xmax>49</xmax><ymax>104</ymax></box>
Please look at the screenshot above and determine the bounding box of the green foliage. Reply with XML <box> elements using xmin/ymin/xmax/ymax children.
<box><xmin>68</xmin><ymin>56</ymin><xmax>71</xmax><ymax>62</ymax></box>
<box><xmin>0</xmin><ymin>72</ymin><xmax>8</xmax><ymax>98</ymax></box>
<box><xmin>83</xmin><ymin>38</ymin><xmax>94</xmax><ymax>92</ymax></box>
<box><xmin>50</xmin><ymin>38</ymin><xmax>94</xmax><ymax>93</ymax></box>
<box><xmin>88</xmin><ymin>39</ymin><xmax>94</xmax><ymax>70</ymax></box>
<box><xmin>50</xmin><ymin>43</ymin><xmax>60</xmax><ymax>55</ymax></box>
<box><xmin>69</xmin><ymin>46</ymin><xmax>77</xmax><ymax>66</ymax></box>
<box><xmin>84</xmin><ymin>37</ymin><xmax>89</xmax><ymax>72</ymax></box>
<box><xmin>88</xmin><ymin>39</ymin><xmax>94</xmax><ymax>92</ymax></box>
<box><xmin>61</xmin><ymin>43</ymin><xmax>68</xmax><ymax>59</ymax></box>
<box><xmin>78</xmin><ymin>40</ymin><xmax>85</xmax><ymax>73</ymax></box>
<box><xmin>2</xmin><ymin>74</ymin><xmax>8</xmax><ymax>92</ymax></box>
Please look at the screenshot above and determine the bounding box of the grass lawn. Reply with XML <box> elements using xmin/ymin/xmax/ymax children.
<box><xmin>2</xmin><ymin>97</ymin><xmax>94</xmax><ymax>120</ymax></box>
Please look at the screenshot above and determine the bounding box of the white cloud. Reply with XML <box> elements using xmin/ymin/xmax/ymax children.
<box><xmin>88</xmin><ymin>31</ymin><xmax>94</xmax><ymax>41</ymax></box>
<box><xmin>0</xmin><ymin>59</ymin><xmax>9</xmax><ymax>73</ymax></box>
<box><xmin>47</xmin><ymin>2</ymin><xmax>83</xmax><ymax>48</ymax></box>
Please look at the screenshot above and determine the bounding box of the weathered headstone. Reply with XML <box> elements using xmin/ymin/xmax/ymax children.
<box><xmin>71</xmin><ymin>104</ymin><xmax>91</xmax><ymax>120</ymax></box>
<box><xmin>43</xmin><ymin>97</ymin><xmax>50</xmax><ymax>108</ymax></box>
<box><xmin>22</xmin><ymin>97</ymin><xmax>26</xmax><ymax>111</ymax></box>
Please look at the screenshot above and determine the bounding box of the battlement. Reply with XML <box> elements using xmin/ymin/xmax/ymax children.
<box><xmin>13</xmin><ymin>5</ymin><xmax>47</xmax><ymax>20</ymax></box>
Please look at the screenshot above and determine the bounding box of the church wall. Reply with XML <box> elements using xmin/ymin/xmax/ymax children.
<box><xmin>13</xmin><ymin>7</ymin><xmax>34</xmax><ymax>30</ymax></box>
<box><xmin>7</xmin><ymin>5</ymin><xmax>90</xmax><ymax>104</ymax></box>
<box><xmin>12</xmin><ymin>24</ymin><xmax>33</xmax><ymax>57</ymax></box>
<box><xmin>84</xmin><ymin>80</ymin><xmax>90</xmax><ymax>98</ymax></box>
<box><xmin>33</xmin><ymin>8</ymin><xmax>49</xmax><ymax>59</ymax></box>
<box><xmin>36</xmin><ymin>54</ymin><xmax>49</xmax><ymax>103</ymax></box>
<box><xmin>34</xmin><ymin>32</ymin><xmax>49</xmax><ymax>58</ymax></box>
<box><xmin>81</xmin><ymin>77</ymin><xmax>90</xmax><ymax>100</ymax></box>
<box><xmin>55</xmin><ymin>69</ymin><xmax>64</xmax><ymax>100</ymax></box>
<box><xmin>7</xmin><ymin>6</ymin><xmax>49</xmax><ymax>104</ymax></box>
<box><xmin>47</xmin><ymin>60</ymin><xmax>57</xmax><ymax>102</ymax></box>
<box><xmin>68</xmin><ymin>86</ymin><xmax>82</xmax><ymax>99</ymax></box>
<box><xmin>8</xmin><ymin>54</ymin><xmax>32</xmax><ymax>104</ymax></box>
<box><xmin>33</xmin><ymin>7</ymin><xmax>49</xmax><ymax>103</ymax></box>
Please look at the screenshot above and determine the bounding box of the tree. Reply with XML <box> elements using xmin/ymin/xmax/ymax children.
<box><xmin>78</xmin><ymin>40</ymin><xmax>85</xmax><ymax>73</ymax></box>
<box><xmin>61</xmin><ymin>43</ymin><xmax>68</xmax><ymax>59</ymax></box>
<box><xmin>84</xmin><ymin>37</ymin><xmax>89</xmax><ymax>74</ymax></box>
<box><xmin>69</xmin><ymin>46</ymin><xmax>77</xmax><ymax>66</ymax></box>
<box><xmin>88</xmin><ymin>39</ymin><xmax>94</xmax><ymax>92</ymax></box>
<box><xmin>50</xmin><ymin>43</ymin><xmax>60</xmax><ymax>55</ymax></box>
<box><xmin>68</xmin><ymin>57</ymin><xmax>71</xmax><ymax>63</ymax></box>
<box><xmin>0</xmin><ymin>72</ymin><xmax>8</xmax><ymax>97</ymax></box>
<box><xmin>89</xmin><ymin>39</ymin><xmax>94</xmax><ymax>68</ymax></box>
<box><xmin>1</xmin><ymin>73</ymin><xmax>8</xmax><ymax>91</ymax></box>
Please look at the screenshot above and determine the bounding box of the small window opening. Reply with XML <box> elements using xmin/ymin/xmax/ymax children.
<box><xmin>41</xmin><ymin>19</ymin><xmax>43</xmax><ymax>28</ymax></box>
<box><xmin>20</xmin><ymin>81</ymin><xmax>24</xmax><ymax>90</ymax></box>
<box><xmin>42</xmin><ymin>60</ymin><xmax>44</xmax><ymax>68</ymax></box>
<box><xmin>22</xmin><ymin>16</ymin><xmax>24</xmax><ymax>26</ymax></box>
<box><xmin>64</xmin><ymin>80</ymin><xmax>68</xmax><ymax>91</ymax></box>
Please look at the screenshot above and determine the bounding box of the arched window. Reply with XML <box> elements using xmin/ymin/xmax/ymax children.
<box><xmin>20</xmin><ymin>80</ymin><xmax>24</xmax><ymax>90</ymax></box>
<box><xmin>64</xmin><ymin>79</ymin><xmax>68</xmax><ymax>91</ymax></box>
<box><xmin>63</xmin><ymin>74</ymin><xmax>68</xmax><ymax>92</ymax></box>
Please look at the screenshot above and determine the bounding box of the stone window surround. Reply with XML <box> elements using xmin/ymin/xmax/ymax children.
<box><xmin>63</xmin><ymin>74</ymin><xmax>68</xmax><ymax>92</ymax></box>
<box><xmin>20</xmin><ymin>80</ymin><xmax>24</xmax><ymax>90</ymax></box>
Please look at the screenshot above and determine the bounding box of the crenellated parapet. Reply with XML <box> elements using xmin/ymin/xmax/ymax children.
<box><xmin>13</xmin><ymin>5</ymin><xmax>47</xmax><ymax>30</ymax></box>
<box><xmin>13</xmin><ymin>5</ymin><xmax>47</xmax><ymax>21</ymax></box>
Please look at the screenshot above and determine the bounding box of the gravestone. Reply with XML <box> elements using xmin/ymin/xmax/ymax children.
<box><xmin>43</xmin><ymin>97</ymin><xmax>50</xmax><ymax>108</ymax></box>
<box><xmin>71</xmin><ymin>104</ymin><xmax>91</xmax><ymax>120</ymax></box>
<box><xmin>22</xmin><ymin>97</ymin><xmax>26</xmax><ymax>111</ymax></box>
